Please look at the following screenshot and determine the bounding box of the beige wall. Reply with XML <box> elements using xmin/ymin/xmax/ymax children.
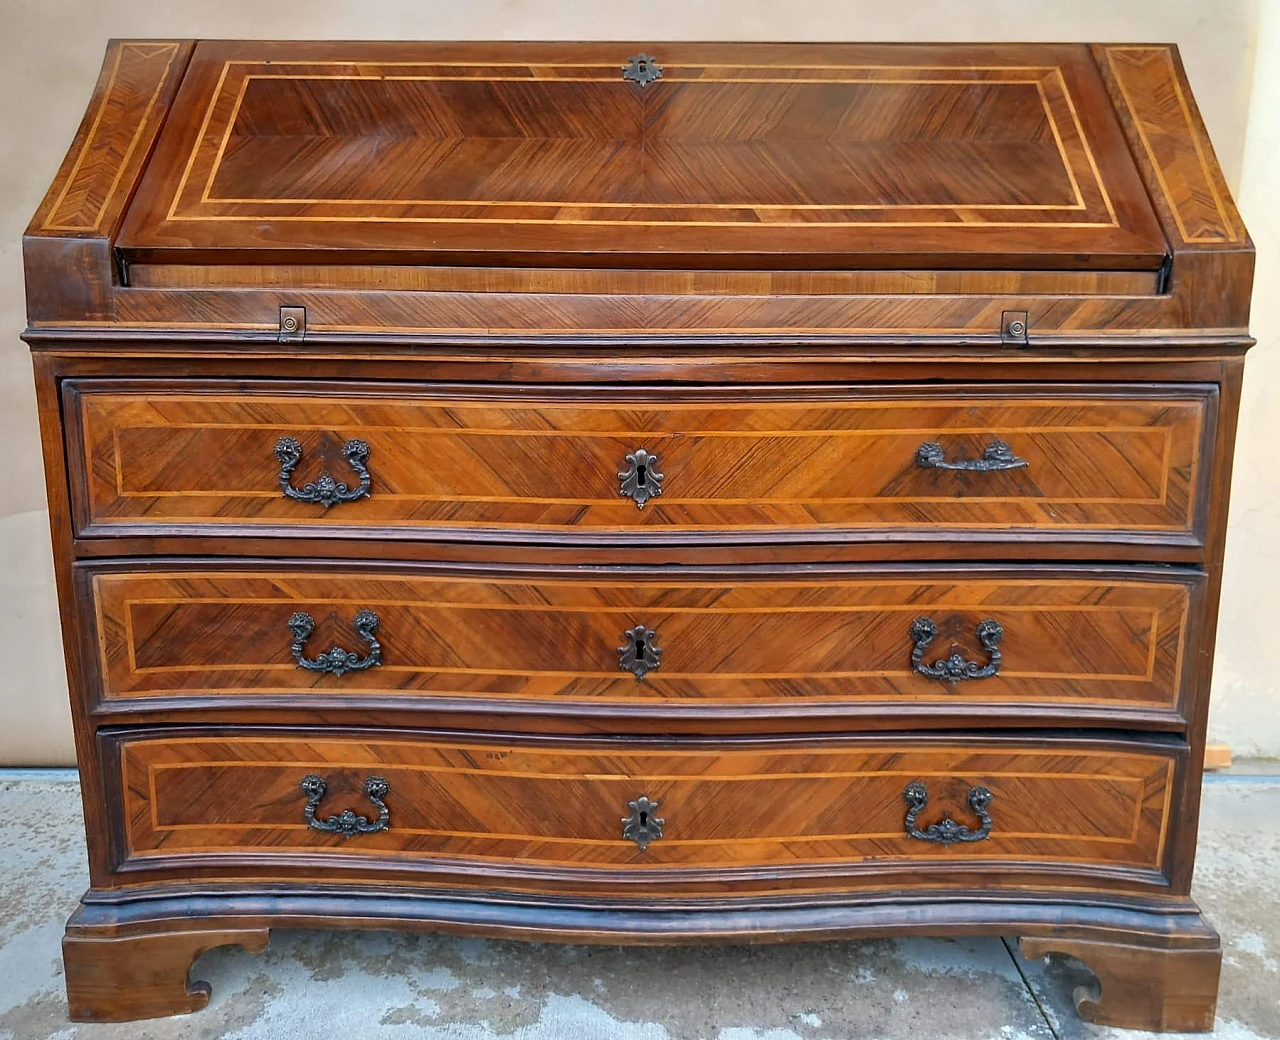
<box><xmin>1209</xmin><ymin>0</ymin><xmax>1280</xmax><ymax>757</ymax></box>
<box><xmin>0</xmin><ymin>0</ymin><xmax>1269</xmax><ymax>764</ymax></box>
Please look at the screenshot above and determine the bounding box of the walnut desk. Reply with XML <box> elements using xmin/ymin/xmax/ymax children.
<box><xmin>22</xmin><ymin>41</ymin><xmax>1253</xmax><ymax>1030</ymax></box>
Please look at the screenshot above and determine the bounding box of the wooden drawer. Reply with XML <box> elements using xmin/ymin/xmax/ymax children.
<box><xmin>81</xmin><ymin>561</ymin><xmax>1203</xmax><ymax>729</ymax></box>
<box><xmin>105</xmin><ymin>728</ymin><xmax>1181</xmax><ymax>893</ymax></box>
<box><xmin>66</xmin><ymin>381</ymin><xmax>1215</xmax><ymax>548</ymax></box>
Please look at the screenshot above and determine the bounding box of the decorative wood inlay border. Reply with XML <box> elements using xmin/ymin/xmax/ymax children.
<box><xmin>115</xmin><ymin>734</ymin><xmax>1176</xmax><ymax>872</ymax></box>
<box><xmin>141</xmin><ymin>761</ymin><xmax>1150</xmax><ymax>844</ymax></box>
<box><xmin>164</xmin><ymin>60</ymin><xmax>1115</xmax><ymax>230</ymax></box>
<box><xmin>74</xmin><ymin>384</ymin><xmax>1206</xmax><ymax>538</ymax></box>
<box><xmin>34</xmin><ymin>42</ymin><xmax>187</xmax><ymax>236</ymax></box>
<box><xmin>1095</xmin><ymin>46</ymin><xmax>1245</xmax><ymax>245</ymax></box>
<box><xmin>88</xmin><ymin>568</ymin><xmax>1193</xmax><ymax>710</ymax></box>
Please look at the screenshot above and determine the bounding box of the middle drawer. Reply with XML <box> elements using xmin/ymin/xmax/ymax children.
<box><xmin>80</xmin><ymin>561</ymin><xmax>1202</xmax><ymax>729</ymax></box>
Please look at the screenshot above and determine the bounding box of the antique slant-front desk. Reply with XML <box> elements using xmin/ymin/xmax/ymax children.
<box><xmin>23</xmin><ymin>40</ymin><xmax>1253</xmax><ymax>1030</ymax></box>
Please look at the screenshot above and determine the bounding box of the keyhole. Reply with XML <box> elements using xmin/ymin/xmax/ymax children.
<box><xmin>635</xmin><ymin>636</ymin><xmax>646</xmax><ymax>658</ymax></box>
<box><xmin>636</xmin><ymin>463</ymin><xmax>647</xmax><ymax>485</ymax></box>
<box><xmin>639</xmin><ymin>810</ymin><xmax>648</xmax><ymax>828</ymax></box>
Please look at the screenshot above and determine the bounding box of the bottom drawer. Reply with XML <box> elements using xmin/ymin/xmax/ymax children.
<box><xmin>105</xmin><ymin>729</ymin><xmax>1182</xmax><ymax>894</ymax></box>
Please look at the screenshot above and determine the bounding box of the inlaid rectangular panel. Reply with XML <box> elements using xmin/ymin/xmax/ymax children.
<box><xmin>116</xmin><ymin>41</ymin><xmax>1166</xmax><ymax>269</ymax></box>
<box><xmin>28</xmin><ymin>41</ymin><xmax>190</xmax><ymax>237</ymax></box>
<box><xmin>110</xmin><ymin>730</ymin><xmax>1179</xmax><ymax>888</ymax></box>
<box><xmin>83</xmin><ymin>562</ymin><xmax>1201</xmax><ymax>727</ymax></box>
<box><xmin>67</xmin><ymin>381</ymin><xmax>1215</xmax><ymax>548</ymax></box>
<box><xmin>1093</xmin><ymin>45</ymin><xmax>1246</xmax><ymax>247</ymax></box>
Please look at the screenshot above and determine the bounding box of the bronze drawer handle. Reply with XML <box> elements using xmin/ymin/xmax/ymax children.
<box><xmin>903</xmin><ymin>781</ymin><xmax>994</xmax><ymax>845</ymax></box>
<box><xmin>618</xmin><ymin>624</ymin><xmax>662</xmax><ymax>680</ymax></box>
<box><xmin>915</xmin><ymin>440</ymin><xmax>1027</xmax><ymax>472</ymax></box>
<box><xmin>288</xmin><ymin>609</ymin><xmax>382</xmax><ymax>676</ymax></box>
<box><xmin>910</xmin><ymin>617</ymin><xmax>1002</xmax><ymax>683</ymax></box>
<box><xmin>300</xmin><ymin>774</ymin><xmax>391</xmax><ymax>838</ymax></box>
<box><xmin>619</xmin><ymin>448</ymin><xmax>664</xmax><ymax>508</ymax></box>
<box><xmin>622</xmin><ymin>795</ymin><xmax>664</xmax><ymax>851</ymax></box>
<box><xmin>274</xmin><ymin>436</ymin><xmax>372</xmax><ymax>508</ymax></box>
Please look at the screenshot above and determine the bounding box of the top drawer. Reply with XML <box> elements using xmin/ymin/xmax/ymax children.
<box><xmin>65</xmin><ymin>381</ymin><xmax>1215</xmax><ymax>549</ymax></box>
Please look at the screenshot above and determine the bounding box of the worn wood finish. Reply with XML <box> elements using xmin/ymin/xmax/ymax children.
<box><xmin>82</xmin><ymin>563</ymin><xmax>1201</xmax><ymax>727</ymax></box>
<box><xmin>68</xmin><ymin>381</ymin><xmax>1215</xmax><ymax>546</ymax></box>
<box><xmin>60</xmin><ymin>894</ymin><xmax>1219</xmax><ymax>1026</ymax></box>
<box><xmin>25</xmin><ymin>40</ymin><xmax>1253</xmax><ymax>1030</ymax></box>
<box><xmin>110</xmin><ymin>728</ymin><xmax>1179</xmax><ymax>882</ymax></box>
<box><xmin>63</xmin><ymin>928</ymin><xmax>268</xmax><ymax>1022</ymax></box>
<box><xmin>1019</xmin><ymin>936</ymin><xmax>1221</xmax><ymax>1033</ymax></box>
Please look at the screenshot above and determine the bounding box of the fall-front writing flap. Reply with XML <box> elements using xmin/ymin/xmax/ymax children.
<box><xmin>116</xmin><ymin>41</ymin><xmax>1168</xmax><ymax>271</ymax></box>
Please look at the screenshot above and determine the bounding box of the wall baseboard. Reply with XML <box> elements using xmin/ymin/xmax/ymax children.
<box><xmin>0</xmin><ymin>768</ymin><xmax>80</xmax><ymax>783</ymax></box>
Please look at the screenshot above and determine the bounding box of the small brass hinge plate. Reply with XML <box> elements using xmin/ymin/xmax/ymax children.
<box><xmin>279</xmin><ymin>306</ymin><xmax>306</xmax><ymax>343</ymax></box>
<box><xmin>1000</xmin><ymin>310</ymin><xmax>1029</xmax><ymax>347</ymax></box>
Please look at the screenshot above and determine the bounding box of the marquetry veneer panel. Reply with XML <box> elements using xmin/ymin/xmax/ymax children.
<box><xmin>117</xmin><ymin>41</ymin><xmax>1166</xmax><ymax>269</ymax></box>
<box><xmin>112</xmin><ymin>730</ymin><xmax>1178</xmax><ymax>883</ymax></box>
<box><xmin>68</xmin><ymin>381</ymin><xmax>1215</xmax><ymax>546</ymax></box>
<box><xmin>83</xmin><ymin>563</ymin><xmax>1201</xmax><ymax>726</ymax></box>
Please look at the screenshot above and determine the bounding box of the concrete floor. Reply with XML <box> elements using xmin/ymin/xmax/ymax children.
<box><xmin>0</xmin><ymin>778</ymin><xmax>1276</xmax><ymax>1040</ymax></box>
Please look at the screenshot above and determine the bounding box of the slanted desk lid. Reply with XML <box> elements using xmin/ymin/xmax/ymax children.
<box><xmin>117</xmin><ymin>41</ymin><xmax>1169</xmax><ymax>271</ymax></box>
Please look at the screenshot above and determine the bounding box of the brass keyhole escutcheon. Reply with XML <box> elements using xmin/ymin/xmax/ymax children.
<box><xmin>618</xmin><ymin>624</ymin><xmax>662</xmax><ymax>681</ymax></box>
<box><xmin>622</xmin><ymin>795</ymin><xmax>664</xmax><ymax>851</ymax></box>
<box><xmin>618</xmin><ymin>448</ymin><xmax>664</xmax><ymax>508</ymax></box>
<box><xmin>622</xmin><ymin>53</ymin><xmax>663</xmax><ymax>88</ymax></box>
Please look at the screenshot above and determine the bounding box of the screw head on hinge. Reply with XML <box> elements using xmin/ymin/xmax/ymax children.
<box><xmin>279</xmin><ymin>306</ymin><xmax>306</xmax><ymax>342</ymax></box>
<box><xmin>1000</xmin><ymin>310</ymin><xmax>1029</xmax><ymax>346</ymax></box>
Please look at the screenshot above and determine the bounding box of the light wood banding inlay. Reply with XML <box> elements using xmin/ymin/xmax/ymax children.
<box><xmin>114</xmin><ymin>732</ymin><xmax>1178</xmax><ymax>879</ymax></box>
<box><xmin>86</xmin><ymin>565</ymin><xmax>1199</xmax><ymax>721</ymax></box>
<box><xmin>31</xmin><ymin>42</ymin><xmax>187</xmax><ymax>235</ymax></box>
<box><xmin>117</xmin><ymin>41</ymin><xmax>1167</xmax><ymax>269</ymax></box>
<box><xmin>69</xmin><ymin>382</ymin><xmax>1214</xmax><ymax>544</ymax></box>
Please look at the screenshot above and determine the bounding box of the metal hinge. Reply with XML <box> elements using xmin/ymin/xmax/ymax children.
<box><xmin>279</xmin><ymin>306</ymin><xmax>306</xmax><ymax>343</ymax></box>
<box><xmin>1000</xmin><ymin>310</ymin><xmax>1029</xmax><ymax>347</ymax></box>
<box><xmin>1157</xmin><ymin>254</ymin><xmax>1173</xmax><ymax>294</ymax></box>
<box><xmin>114</xmin><ymin>247</ymin><xmax>131</xmax><ymax>287</ymax></box>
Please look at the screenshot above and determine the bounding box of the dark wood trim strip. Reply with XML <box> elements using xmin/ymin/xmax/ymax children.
<box><xmin>67</xmin><ymin>887</ymin><xmax>1217</xmax><ymax>948</ymax></box>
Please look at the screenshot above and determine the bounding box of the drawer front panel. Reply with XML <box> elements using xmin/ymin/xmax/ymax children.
<box><xmin>84</xmin><ymin>563</ymin><xmax>1200</xmax><ymax>724</ymax></box>
<box><xmin>110</xmin><ymin>730</ymin><xmax>1178</xmax><ymax>885</ymax></box>
<box><xmin>68</xmin><ymin>381</ymin><xmax>1214</xmax><ymax>544</ymax></box>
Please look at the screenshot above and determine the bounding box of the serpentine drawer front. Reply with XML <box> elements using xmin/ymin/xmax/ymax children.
<box><xmin>106</xmin><ymin>729</ymin><xmax>1181</xmax><ymax>892</ymax></box>
<box><xmin>80</xmin><ymin>563</ymin><xmax>1202</xmax><ymax>727</ymax></box>
<box><xmin>27</xmin><ymin>39</ymin><xmax>1250</xmax><ymax>1030</ymax></box>
<box><xmin>66</xmin><ymin>381</ymin><xmax>1215</xmax><ymax>547</ymax></box>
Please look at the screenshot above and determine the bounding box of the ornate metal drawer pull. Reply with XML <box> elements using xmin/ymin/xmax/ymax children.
<box><xmin>915</xmin><ymin>440</ymin><xmax>1027</xmax><ymax>472</ymax></box>
<box><xmin>910</xmin><ymin>617</ymin><xmax>1003</xmax><ymax>683</ymax></box>
<box><xmin>619</xmin><ymin>448</ymin><xmax>664</xmax><ymax>508</ymax></box>
<box><xmin>274</xmin><ymin>436</ymin><xmax>372</xmax><ymax>508</ymax></box>
<box><xmin>622</xmin><ymin>795</ymin><xmax>664</xmax><ymax>851</ymax></box>
<box><xmin>903</xmin><ymin>782</ymin><xmax>993</xmax><ymax>845</ymax></box>
<box><xmin>622</xmin><ymin>53</ymin><xmax>663</xmax><ymax>88</ymax></box>
<box><xmin>288</xmin><ymin>609</ymin><xmax>382</xmax><ymax>676</ymax></box>
<box><xmin>300</xmin><ymin>774</ymin><xmax>391</xmax><ymax>838</ymax></box>
<box><xmin>618</xmin><ymin>624</ymin><xmax>662</xmax><ymax>681</ymax></box>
